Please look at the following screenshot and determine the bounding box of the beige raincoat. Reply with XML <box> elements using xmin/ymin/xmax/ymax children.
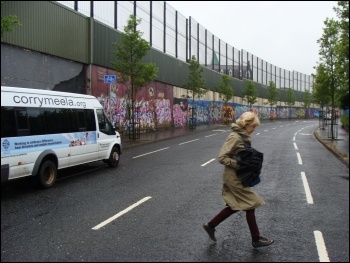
<box><xmin>218</xmin><ymin>123</ymin><xmax>265</xmax><ymax>210</ymax></box>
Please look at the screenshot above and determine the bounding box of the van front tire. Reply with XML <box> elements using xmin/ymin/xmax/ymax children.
<box><xmin>107</xmin><ymin>146</ymin><xmax>120</xmax><ymax>168</ymax></box>
<box><xmin>36</xmin><ymin>160</ymin><xmax>57</xmax><ymax>188</ymax></box>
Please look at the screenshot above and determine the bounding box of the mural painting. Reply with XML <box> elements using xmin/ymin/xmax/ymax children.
<box><xmin>208</xmin><ymin>102</ymin><xmax>223</xmax><ymax>124</ymax></box>
<box><xmin>173</xmin><ymin>98</ymin><xmax>189</xmax><ymax>127</ymax></box>
<box><xmin>89</xmin><ymin>66</ymin><xmax>173</xmax><ymax>131</ymax></box>
<box><xmin>88</xmin><ymin>65</ymin><xmax>321</xmax><ymax>132</ymax></box>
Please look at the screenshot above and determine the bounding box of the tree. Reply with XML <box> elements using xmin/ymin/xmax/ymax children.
<box><xmin>242</xmin><ymin>80</ymin><xmax>258</xmax><ymax>109</ymax></box>
<box><xmin>333</xmin><ymin>1</ymin><xmax>349</xmax><ymax>110</ymax></box>
<box><xmin>1</xmin><ymin>2</ymin><xmax>21</xmax><ymax>37</ymax></box>
<box><xmin>265</xmin><ymin>81</ymin><xmax>279</xmax><ymax>120</ymax></box>
<box><xmin>317</xmin><ymin>17</ymin><xmax>340</xmax><ymax>138</ymax></box>
<box><xmin>302</xmin><ymin>90</ymin><xmax>312</xmax><ymax>118</ymax></box>
<box><xmin>285</xmin><ymin>88</ymin><xmax>296</xmax><ymax>119</ymax></box>
<box><xmin>111</xmin><ymin>14</ymin><xmax>158</xmax><ymax>139</ymax></box>
<box><xmin>184</xmin><ymin>55</ymin><xmax>207</xmax><ymax>128</ymax></box>
<box><xmin>266</xmin><ymin>81</ymin><xmax>279</xmax><ymax>107</ymax></box>
<box><xmin>215</xmin><ymin>74</ymin><xmax>233</xmax><ymax>123</ymax></box>
<box><xmin>312</xmin><ymin>63</ymin><xmax>331</xmax><ymax>110</ymax></box>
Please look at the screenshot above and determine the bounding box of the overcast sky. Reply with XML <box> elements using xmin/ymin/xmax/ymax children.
<box><xmin>166</xmin><ymin>1</ymin><xmax>338</xmax><ymax>76</ymax></box>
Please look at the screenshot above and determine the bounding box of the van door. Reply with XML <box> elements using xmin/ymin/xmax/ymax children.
<box><xmin>96</xmin><ymin>109</ymin><xmax>116</xmax><ymax>159</ymax></box>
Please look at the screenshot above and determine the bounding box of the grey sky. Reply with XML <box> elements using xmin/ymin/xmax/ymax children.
<box><xmin>166</xmin><ymin>1</ymin><xmax>337</xmax><ymax>76</ymax></box>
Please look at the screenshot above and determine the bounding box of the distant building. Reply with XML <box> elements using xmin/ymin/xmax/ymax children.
<box><xmin>205</xmin><ymin>52</ymin><xmax>252</xmax><ymax>80</ymax></box>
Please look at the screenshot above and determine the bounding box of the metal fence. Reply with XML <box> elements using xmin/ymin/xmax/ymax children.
<box><xmin>57</xmin><ymin>1</ymin><xmax>313</xmax><ymax>92</ymax></box>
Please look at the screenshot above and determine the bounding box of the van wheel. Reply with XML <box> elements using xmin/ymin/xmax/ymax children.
<box><xmin>36</xmin><ymin>160</ymin><xmax>57</xmax><ymax>188</ymax></box>
<box><xmin>107</xmin><ymin>147</ymin><xmax>120</xmax><ymax>168</ymax></box>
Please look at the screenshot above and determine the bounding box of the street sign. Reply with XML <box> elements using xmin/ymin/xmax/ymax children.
<box><xmin>104</xmin><ymin>75</ymin><xmax>116</xmax><ymax>83</ymax></box>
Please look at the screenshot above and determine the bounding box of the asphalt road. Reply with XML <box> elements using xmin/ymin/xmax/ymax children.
<box><xmin>1</xmin><ymin>120</ymin><xmax>349</xmax><ymax>262</ymax></box>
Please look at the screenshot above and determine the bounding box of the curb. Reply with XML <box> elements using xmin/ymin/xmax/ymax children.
<box><xmin>314</xmin><ymin>128</ymin><xmax>349</xmax><ymax>168</ymax></box>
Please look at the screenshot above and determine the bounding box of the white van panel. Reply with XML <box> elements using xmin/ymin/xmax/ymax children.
<box><xmin>1</xmin><ymin>86</ymin><xmax>122</xmax><ymax>187</ymax></box>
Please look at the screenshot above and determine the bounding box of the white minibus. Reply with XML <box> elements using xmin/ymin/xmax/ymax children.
<box><xmin>1</xmin><ymin>86</ymin><xmax>122</xmax><ymax>188</ymax></box>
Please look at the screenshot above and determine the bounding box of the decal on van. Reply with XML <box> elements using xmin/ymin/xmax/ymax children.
<box><xmin>12</xmin><ymin>95</ymin><xmax>87</xmax><ymax>108</ymax></box>
<box><xmin>1</xmin><ymin>131</ymin><xmax>97</xmax><ymax>156</ymax></box>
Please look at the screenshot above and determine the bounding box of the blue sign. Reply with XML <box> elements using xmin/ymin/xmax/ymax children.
<box><xmin>104</xmin><ymin>75</ymin><xmax>116</xmax><ymax>83</ymax></box>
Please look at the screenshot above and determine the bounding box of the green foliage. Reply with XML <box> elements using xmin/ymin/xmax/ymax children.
<box><xmin>1</xmin><ymin>2</ymin><xmax>21</xmax><ymax>37</ymax></box>
<box><xmin>340</xmin><ymin>114</ymin><xmax>349</xmax><ymax>128</ymax></box>
<box><xmin>215</xmin><ymin>74</ymin><xmax>233</xmax><ymax>105</ymax></box>
<box><xmin>312</xmin><ymin>63</ymin><xmax>331</xmax><ymax>106</ymax></box>
<box><xmin>314</xmin><ymin>1</ymin><xmax>349</xmax><ymax>115</ymax></box>
<box><xmin>316</xmin><ymin>17</ymin><xmax>340</xmax><ymax>133</ymax></box>
<box><xmin>111</xmin><ymin>14</ymin><xmax>158</xmax><ymax>102</ymax></box>
<box><xmin>242</xmin><ymin>80</ymin><xmax>258</xmax><ymax>109</ymax></box>
<box><xmin>266</xmin><ymin>81</ymin><xmax>279</xmax><ymax>107</ymax></box>
<box><xmin>339</xmin><ymin>91</ymin><xmax>349</xmax><ymax>109</ymax></box>
<box><xmin>184</xmin><ymin>55</ymin><xmax>207</xmax><ymax>106</ymax></box>
<box><xmin>286</xmin><ymin>88</ymin><xmax>296</xmax><ymax>107</ymax></box>
<box><xmin>302</xmin><ymin>90</ymin><xmax>312</xmax><ymax>108</ymax></box>
<box><xmin>333</xmin><ymin>1</ymin><xmax>349</xmax><ymax>105</ymax></box>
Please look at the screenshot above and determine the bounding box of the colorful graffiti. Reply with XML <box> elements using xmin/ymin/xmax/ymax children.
<box><xmin>90</xmin><ymin>66</ymin><xmax>173</xmax><ymax>131</ymax></box>
<box><xmin>88</xmin><ymin>65</ymin><xmax>321</xmax><ymax>131</ymax></box>
<box><xmin>173</xmin><ymin>98</ymin><xmax>188</xmax><ymax>127</ymax></box>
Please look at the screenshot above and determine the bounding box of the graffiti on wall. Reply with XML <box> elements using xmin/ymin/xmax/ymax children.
<box><xmin>89</xmin><ymin>66</ymin><xmax>173</xmax><ymax>130</ymax></box>
<box><xmin>88</xmin><ymin>65</ymin><xmax>321</xmax><ymax>131</ymax></box>
<box><xmin>173</xmin><ymin>98</ymin><xmax>188</xmax><ymax>127</ymax></box>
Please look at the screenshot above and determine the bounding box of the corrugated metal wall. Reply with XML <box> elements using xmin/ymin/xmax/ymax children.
<box><xmin>1</xmin><ymin>1</ymin><xmax>89</xmax><ymax>64</ymax></box>
<box><xmin>93</xmin><ymin>21</ymin><xmax>120</xmax><ymax>67</ymax></box>
<box><xmin>1</xmin><ymin>1</ymin><xmax>304</xmax><ymax>101</ymax></box>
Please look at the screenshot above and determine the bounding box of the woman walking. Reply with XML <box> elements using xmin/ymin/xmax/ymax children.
<box><xmin>203</xmin><ymin>111</ymin><xmax>274</xmax><ymax>248</ymax></box>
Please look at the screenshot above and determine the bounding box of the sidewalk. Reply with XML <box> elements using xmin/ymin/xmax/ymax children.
<box><xmin>121</xmin><ymin>123</ymin><xmax>222</xmax><ymax>149</ymax></box>
<box><xmin>314</xmin><ymin>123</ymin><xmax>349</xmax><ymax>168</ymax></box>
<box><xmin>120</xmin><ymin>120</ymin><xmax>349</xmax><ymax>168</ymax></box>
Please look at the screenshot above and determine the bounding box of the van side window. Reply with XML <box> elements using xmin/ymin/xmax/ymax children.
<box><xmin>15</xmin><ymin>108</ymin><xmax>30</xmax><ymax>136</ymax></box>
<box><xmin>77</xmin><ymin>110</ymin><xmax>86</xmax><ymax>131</ymax></box>
<box><xmin>44</xmin><ymin>109</ymin><xmax>70</xmax><ymax>134</ymax></box>
<box><xmin>85</xmin><ymin>109</ymin><xmax>96</xmax><ymax>131</ymax></box>
<box><xmin>1</xmin><ymin>106</ymin><xmax>97</xmax><ymax>138</ymax></box>
<box><xmin>1</xmin><ymin>107</ymin><xmax>16</xmax><ymax>137</ymax></box>
<box><xmin>27</xmin><ymin>108</ymin><xmax>45</xmax><ymax>135</ymax></box>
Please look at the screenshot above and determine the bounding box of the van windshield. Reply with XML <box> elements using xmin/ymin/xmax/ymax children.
<box><xmin>96</xmin><ymin>109</ymin><xmax>115</xmax><ymax>135</ymax></box>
